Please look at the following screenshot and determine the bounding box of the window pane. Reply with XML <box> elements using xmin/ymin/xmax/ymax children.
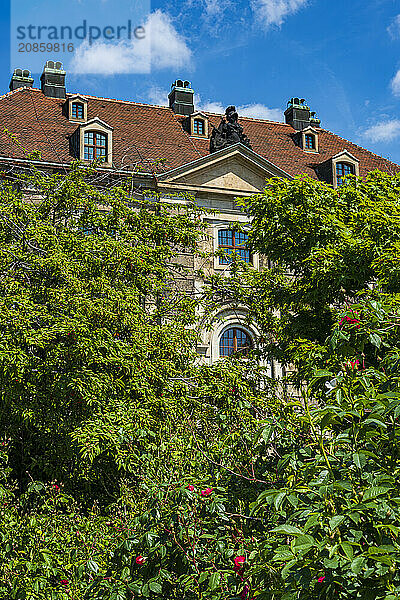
<box><xmin>219</xmin><ymin>328</ymin><xmax>252</xmax><ymax>357</ymax></box>
<box><xmin>218</xmin><ymin>229</ymin><xmax>233</xmax><ymax>246</ymax></box>
<box><xmin>72</xmin><ymin>103</ymin><xmax>84</xmax><ymax>118</ymax></box>
<box><xmin>305</xmin><ymin>134</ymin><xmax>315</xmax><ymax>149</ymax></box>
<box><xmin>336</xmin><ymin>162</ymin><xmax>354</xmax><ymax>186</ymax></box>
<box><xmin>193</xmin><ymin>119</ymin><xmax>205</xmax><ymax>135</ymax></box>
<box><xmin>235</xmin><ymin>231</ymin><xmax>247</xmax><ymax>246</ymax></box>
<box><xmin>84</xmin><ymin>131</ymin><xmax>107</xmax><ymax>161</ymax></box>
<box><xmin>220</xmin><ymin>328</ymin><xmax>235</xmax><ymax>357</ymax></box>
<box><xmin>218</xmin><ymin>229</ymin><xmax>251</xmax><ymax>265</ymax></box>
<box><xmin>236</xmin><ymin>329</ymin><xmax>251</xmax><ymax>351</ymax></box>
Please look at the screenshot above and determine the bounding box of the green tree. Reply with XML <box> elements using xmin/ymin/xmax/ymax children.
<box><xmin>233</xmin><ymin>171</ymin><xmax>400</xmax><ymax>379</ymax></box>
<box><xmin>0</xmin><ymin>163</ymin><xmax>280</xmax><ymax>600</ymax></box>
<box><xmin>0</xmin><ymin>162</ymin><xmax>204</xmax><ymax>503</ymax></box>
<box><xmin>210</xmin><ymin>171</ymin><xmax>400</xmax><ymax>599</ymax></box>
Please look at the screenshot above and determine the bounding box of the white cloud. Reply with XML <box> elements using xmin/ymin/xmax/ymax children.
<box><xmin>150</xmin><ymin>10</ymin><xmax>192</xmax><ymax>70</ymax></box>
<box><xmin>69</xmin><ymin>10</ymin><xmax>191</xmax><ymax>75</ymax></box>
<box><xmin>198</xmin><ymin>100</ymin><xmax>282</xmax><ymax>121</ymax></box>
<box><xmin>145</xmin><ymin>89</ymin><xmax>283</xmax><ymax>122</ymax></box>
<box><xmin>238</xmin><ymin>103</ymin><xmax>282</xmax><ymax>121</ymax></box>
<box><xmin>251</xmin><ymin>0</ymin><xmax>308</xmax><ymax>27</ymax></box>
<box><xmin>388</xmin><ymin>14</ymin><xmax>400</xmax><ymax>39</ymax></box>
<box><xmin>70</xmin><ymin>39</ymin><xmax>150</xmax><ymax>75</ymax></box>
<box><xmin>200</xmin><ymin>101</ymin><xmax>225</xmax><ymax>113</ymax></box>
<box><xmin>363</xmin><ymin>119</ymin><xmax>400</xmax><ymax>143</ymax></box>
<box><xmin>391</xmin><ymin>69</ymin><xmax>400</xmax><ymax>96</ymax></box>
<box><xmin>147</xmin><ymin>85</ymin><xmax>168</xmax><ymax>106</ymax></box>
<box><xmin>204</xmin><ymin>0</ymin><xmax>232</xmax><ymax>18</ymax></box>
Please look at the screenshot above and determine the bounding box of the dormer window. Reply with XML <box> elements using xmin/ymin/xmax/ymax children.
<box><xmin>68</xmin><ymin>95</ymin><xmax>88</xmax><ymax>122</ymax></box>
<box><xmin>331</xmin><ymin>151</ymin><xmax>359</xmax><ymax>188</ymax></box>
<box><xmin>301</xmin><ymin>126</ymin><xmax>319</xmax><ymax>153</ymax></box>
<box><xmin>193</xmin><ymin>118</ymin><xmax>205</xmax><ymax>136</ymax></box>
<box><xmin>84</xmin><ymin>131</ymin><xmax>107</xmax><ymax>161</ymax></box>
<box><xmin>305</xmin><ymin>133</ymin><xmax>315</xmax><ymax>150</ymax></box>
<box><xmin>188</xmin><ymin>112</ymin><xmax>208</xmax><ymax>138</ymax></box>
<box><xmin>72</xmin><ymin>102</ymin><xmax>84</xmax><ymax>120</ymax></box>
<box><xmin>336</xmin><ymin>162</ymin><xmax>354</xmax><ymax>187</ymax></box>
<box><xmin>69</xmin><ymin>117</ymin><xmax>113</xmax><ymax>166</ymax></box>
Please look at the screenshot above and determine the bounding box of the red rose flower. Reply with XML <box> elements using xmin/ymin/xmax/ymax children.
<box><xmin>60</xmin><ymin>579</ymin><xmax>69</xmax><ymax>586</ymax></box>
<box><xmin>234</xmin><ymin>556</ymin><xmax>245</xmax><ymax>567</ymax></box>
<box><xmin>186</xmin><ymin>485</ymin><xmax>195</xmax><ymax>491</ymax></box>
<box><xmin>135</xmin><ymin>555</ymin><xmax>146</xmax><ymax>565</ymax></box>
<box><xmin>201</xmin><ymin>488</ymin><xmax>213</xmax><ymax>497</ymax></box>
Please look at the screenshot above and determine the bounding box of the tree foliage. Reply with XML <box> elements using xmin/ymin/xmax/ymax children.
<box><xmin>2</xmin><ymin>166</ymin><xmax>400</xmax><ymax>600</ymax></box>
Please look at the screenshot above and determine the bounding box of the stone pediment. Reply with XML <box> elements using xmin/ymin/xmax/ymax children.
<box><xmin>158</xmin><ymin>143</ymin><xmax>292</xmax><ymax>196</ymax></box>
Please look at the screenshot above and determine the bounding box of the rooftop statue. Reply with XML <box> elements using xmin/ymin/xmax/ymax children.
<box><xmin>210</xmin><ymin>106</ymin><xmax>252</xmax><ymax>153</ymax></box>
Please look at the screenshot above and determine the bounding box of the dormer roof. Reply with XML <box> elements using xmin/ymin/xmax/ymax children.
<box><xmin>0</xmin><ymin>87</ymin><xmax>398</xmax><ymax>178</ymax></box>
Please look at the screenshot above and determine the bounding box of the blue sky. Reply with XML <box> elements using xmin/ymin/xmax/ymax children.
<box><xmin>1</xmin><ymin>0</ymin><xmax>400</xmax><ymax>163</ymax></box>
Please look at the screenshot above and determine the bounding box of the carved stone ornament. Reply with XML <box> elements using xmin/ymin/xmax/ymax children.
<box><xmin>210</xmin><ymin>106</ymin><xmax>252</xmax><ymax>153</ymax></box>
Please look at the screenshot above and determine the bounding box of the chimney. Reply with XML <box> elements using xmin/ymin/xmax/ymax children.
<box><xmin>310</xmin><ymin>111</ymin><xmax>321</xmax><ymax>128</ymax></box>
<box><xmin>40</xmin><ymin>60</ymin><xmax>66</xmax><ymax>99</ymax></box>
<box><xmin>9</xmin><ymin>68</ymin><xmax>34</xmax><ymax>91</ymax></box>
<box><xmin>168</xmin><ymin>80</ymin><xmax>194</xmax><ymax>115</ymax></box>
<box><xmin>284</xmin><ymin>97</ymin><xmax>314</xmax><ymax>130</ymax></box>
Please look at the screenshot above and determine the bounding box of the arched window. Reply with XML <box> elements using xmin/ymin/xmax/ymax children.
<box><xmin>219</xmin><ymin>327</ymin><xmax>252</xmax><ymax>357</ymax></box>
<box><xmin>84</xmin><ymin>131</ymin><xmax>107</xmax><ymax>161</ymax></box>
<box><xmin>71</xmin><ymin>102</ymin><xmax>84</xmax><ymax>119</ymax></box>
<box><xmin>304</xmin><ymin>133</ymin><xmax>315</xmax><ymax>150</ymax></box>
<box><xmin>336</xmin><ymin>162</ymin><xmax>354</xmax><ymax>186</ymax></box>
<box><xmin>218</xmin><ymin>229</ymin><xmax>250</xmax><ymax>265</ymax></box>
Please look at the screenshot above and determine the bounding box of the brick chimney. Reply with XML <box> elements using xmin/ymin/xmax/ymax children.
<box><xmin>168</xmin><ymin>80</ymin><xmax>194</xmax><ymax>116</ymax></box>
<box><xmin>9</xmin><ymin>68</ymin><xmax>34</xmax><ymax>91</ymax></box>
<box><xmin>40</xmin><ymin>61</ymin><xmax>66</xmax><ymax>99</ymax></box>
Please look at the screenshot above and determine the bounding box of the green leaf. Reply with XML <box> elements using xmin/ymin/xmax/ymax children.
<box><xmin>314</xmin><ymin>370</ymin><xmax>334</xmax><ymax>378</ymax></box>
<box><xmin>149</xmin><ymin>582</ymin><xmax>163</xmax><ymax>594</ymax></box>
<box><xmin>271</xmin><ymin>525</ymin><xmax>303</xmax><ymax>536</ymax></box>
<box><xmin>324</xmin><ymin>556</ymin><xmax>339</xmax><ymax>569</ymax></box>
<box><xmin>353</xmin><ymin>453</ymin><xmax>366</xmax><ymax>469</ymax></box>
<box><xmin>281</xmin><ymin>559</ymin><xmax>297</xmax><ymax>579</ymax></box>
<box><xmin>198</xmin><ymin>572</ymin><xmax>208</xmax><ymax>584</ymax></box>
<box><xmin>341</xmin><ymin>542</ymin><xmax>354</xmax><ymax>560</ymax></box>
<box><xmin>329</xmin><ymin>515</ymin><xmax>345</xmax><ymax>531</ymax></box>
<box><xmin>292</xmin><ymin>535</ymin><xmax>315</xmax><ymax>553</ymax></box>
<box><xmin>274</xmin><ymin>492</ymin><xmax>286</xmax><ymax>511</ymax></box>
<box><xmin>351</xmin><ymin>556</ymin><xmax>365</xmax><ymax>574</ymax></box>
<box><xmin>262</xmin><ymin>425</ymin><xmax>274</xmax><ymax>443</ymax></box>
<box><xmin>304</xmin><ymin>514</ymin><xmax>319</xmax><ymax>532</ymax></box>
<box><xmin>208</xmin><ymin>572</ymin><xmax>221</xmax><ymax>591</ymax></box>
<box><xmin>363</xmin><ymin>486</ymin><xmax>392</xmax><ymax>501</ymax></box>
<box><xmin>86</xmin><ymin>560</ymin><xmax>99</xmax><ymax>573</ymax></box>
<box><xmin>369</xmin><ymin>333</ymin><xmax>382</xmax><ymax>348</ymax></box>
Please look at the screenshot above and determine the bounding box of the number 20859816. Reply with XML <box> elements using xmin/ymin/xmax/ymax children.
<box><xmin>18</xmin><ymin>43</ymin><xmax>74</xmax><ymax>53</ymax></box>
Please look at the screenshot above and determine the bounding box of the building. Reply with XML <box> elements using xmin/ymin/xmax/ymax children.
<box><xmin>1</xmin><ymin>62</ymin><xmax>400</xmax><ymax>371</ymax></box>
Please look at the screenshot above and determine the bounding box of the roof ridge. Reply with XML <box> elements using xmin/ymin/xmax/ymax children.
<box><xmin>0</xmin><ymin>86</ymin><xmax>173</xmax><ymax>111</ymax></box>
<box><xmin>67</xmin><ymin>92</ymin><xmax>171</xmax><ymax>110</ymax></box>
<box><xmin>0</xmin><ymin>86</ymin><xmax>43</xmax><ymax>102</ymax></box>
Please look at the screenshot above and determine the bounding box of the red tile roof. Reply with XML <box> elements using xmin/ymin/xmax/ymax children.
<box><xmin>0</xmin><ymin>87</ymin><xmax>398</xmax><ymax>178</ymax></box>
